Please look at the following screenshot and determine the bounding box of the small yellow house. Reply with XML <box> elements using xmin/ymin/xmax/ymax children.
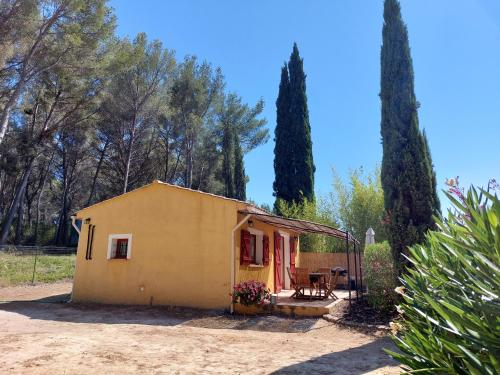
<box><xmin>71</xmin><ymin>180</ymin><xmax>345</xmax><ymax>311</ymax></box>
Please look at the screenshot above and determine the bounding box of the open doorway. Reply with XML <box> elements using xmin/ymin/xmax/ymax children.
<box><xmin>274</xmin><ymin>232</ymin><xmax>291</xmax><ymax>293</ymax></box>
<box><xmin>280</xmin><ymin>232</ymin><xmax>290</xmax><ymax>290</ymax></box>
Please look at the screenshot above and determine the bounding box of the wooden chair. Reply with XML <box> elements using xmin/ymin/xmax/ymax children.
<box><xmin>287</xmin><ymin>267</ymin><xmax>311</xmax><ymax>299</ymax></box>
<box><xmin>287</xmin><ymin>267</ymin><xmax>300</xmax><ymax>298</ymax></box>
<box><xmin>295</xmin><ymin>267</ymin><xmax>312</xmax><ymax>299</ymax></box>
<box><xmin>320</xmin><ymin>267</ymin><xmax>344</xmax><ymax>300</ymax></box>
<box><xmin>317</xmin><ymin>267</ymin><xmax>332</xmax><ymax>298</ymax></box>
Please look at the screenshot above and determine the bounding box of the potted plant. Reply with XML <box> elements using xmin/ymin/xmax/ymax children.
<box><xmin>232</xmin><ymin>280</ymin><xmax>271</xmax><ymax>312</ymax></box>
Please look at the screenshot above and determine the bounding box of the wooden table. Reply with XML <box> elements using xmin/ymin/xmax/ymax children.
<box><xmin>308</xmin><ymin>272</ymin><xmax>330</xmax><ymax>299</ymax></box>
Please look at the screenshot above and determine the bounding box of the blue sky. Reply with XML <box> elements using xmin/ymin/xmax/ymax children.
<box><xmin>110</xmin><ymin>0</ymin><xmax>500</xmax><ymax>208</ymax></box>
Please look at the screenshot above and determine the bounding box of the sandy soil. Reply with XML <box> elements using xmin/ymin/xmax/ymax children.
<box><xmin>0</xmin><ymin>283</ymin><xmax>400</xmax><ymax>374</ymax></box>
<box><xmin>0</xmin><ymin>281</ymin><xmax>72</xmax><ymax>302</ymax></box>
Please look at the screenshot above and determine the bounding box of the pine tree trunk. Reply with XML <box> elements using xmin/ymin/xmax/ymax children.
<box><xmin>163</xmin><ymin>138</ymin><xmax>170</xmax><ymax>182</ymax></box>
<box><xmin>87</xmin><ymin>140</ymin><xmax>108</xmax><ymax>206</ymax></box>
<box><xmin>34</xmin><ymin>182</ymin><xmax>46</xmax><ymax>245</ymax></box>
<box><xmin>0</xmin><ymin>157</ymin><xmax>35</xmax><ymax>244</ymax></box>
<box><xmin>54</xmin><ymin>185</ymin><xmax>69</xmax><ymax>245</ymax></box>
<box><xmin>169</xmin><ymin>151</ymin><xmax>182</xmax><ymax>183</ymax></box>
<box><xmin>123</xmin><ymin>117</ymin><xmax>137</xmax><ymax>194</ymax></box>
<box><xmin>55</xmin><ymin>208</ymin><xmax>68</xmax><ymax>245</ymax></box>
<box><xmin>14</xmin><ymin>198</ymin><xmax>24</xmax><ymax>244</ymax></box>
<box><xmin>185</xmin><ymin>143</ymin><xmax>193</xmax><ymax>188</ymax></box>
<box><xmin>33</xmin><ymin>153</ymin><xmax>53</xmax><ymax>245</ymax></box>
<box><xmin>26</xmin><ymin>196</ymin><xmax>33</xmax><ymax>234</ymax></box>
<box><xmin>0</xmin><ymin>83</ymin><xmax>23</xmax><ymax>145</ymax></box>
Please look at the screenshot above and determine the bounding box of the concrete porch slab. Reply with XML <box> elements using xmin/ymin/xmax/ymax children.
<box><xmin>234</xmin><ymin>289</ymin><xmax>350</xmax><ymax>317</ymax></box>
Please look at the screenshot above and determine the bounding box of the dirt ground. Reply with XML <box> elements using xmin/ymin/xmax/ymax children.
<box><xmin>0</xmin><ymin>283</ymin><xmax>400</xmax><ymax>374</ymax></box>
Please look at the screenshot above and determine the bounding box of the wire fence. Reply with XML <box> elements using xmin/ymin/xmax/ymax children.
<box><xmin>0</xmin><ymin>245</ymin><xmax>76</xmax><ymax>286</ymax></box>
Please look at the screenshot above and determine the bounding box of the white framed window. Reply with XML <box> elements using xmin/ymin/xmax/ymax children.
<box><xmin>248</xmin><ymin>228</ymin><xmax>264</xmax><ymax>265</ymax></box>
<box><xmin>107</xmin><ymin>234</ymin><xmax>133</xmax><ymax>260</ymax></box>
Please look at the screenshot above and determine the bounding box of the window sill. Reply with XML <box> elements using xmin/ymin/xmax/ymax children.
<box><xmin>249</xmin><ymin>264</ymin><xmax>264</xmax><ymax>268</ymax></box>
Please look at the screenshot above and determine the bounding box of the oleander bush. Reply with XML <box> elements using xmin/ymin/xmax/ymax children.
<box><xmin>364</xmin><ymin>241</ymin><xmax>397</xmax><ymax>311</ymax></box>
<box><xmin>232</xmin><ymin>280</ymin><xmax>271</xmax><ymax>306</ymax></box>
<box><xmin>387</xmin><ymin>188</ymin><xmax>500</xmax><ymax>374</ymax></box>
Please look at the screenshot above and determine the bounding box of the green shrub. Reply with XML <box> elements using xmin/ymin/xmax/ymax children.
<box><xmin>364</xmin><ymin>241</ymin><xmax>397</xmax><ymax>311</ymax></box>
<box><xmin>387</xmin><ymin>188</ymin><xmax>500</xmax><ymax>374</ymax></box>
<box><xmin>332</xmin><ymin>166</ymin><xmax>387</xmax><ymax>249</ymax></box>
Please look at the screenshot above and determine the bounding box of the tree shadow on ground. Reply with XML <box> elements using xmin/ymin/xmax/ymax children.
<box><xmin>270</xmin><ymin>338</ymin><xmax>399</xmax><ymax>375</ymax></box>
<box><xmin>0</xmin><ymin>299</ymin><xmax>320</xmax><ymax>333</ymax></box>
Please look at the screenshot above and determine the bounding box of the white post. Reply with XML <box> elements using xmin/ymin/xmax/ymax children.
<box><xmin>365</xmin><ymin>227</ymin><xmax>375</xmax><ymax>248</ymax></box>
<box><xmin>364</xmin><ymin>227</ymin><xmax>375</xmax><ymax>294</ymax></box>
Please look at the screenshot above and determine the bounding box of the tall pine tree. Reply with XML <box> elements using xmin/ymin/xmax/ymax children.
<box><xmin>234</xmin><ymin>133</ymin><xmax>246</xmax><ymax>201</ymax></box>
<box><xmin>380</xmin><ymin>0</ymin><xmax>438</xmax><ymax>272</ymax></box>
<box><xmin>274</xmin><ymin>43</ymin><xmax>315</xmax><ymax>212</ymax></box>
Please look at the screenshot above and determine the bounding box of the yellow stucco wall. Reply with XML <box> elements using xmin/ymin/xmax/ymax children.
<box><xmin>235</xmin><ymin>217</ymin><xmax>299</xmax><ymax>293</ymax></box>
<box><xmin>72</xmin><ymin>180</ymin><xmax>300</xmax><ymax>310</ymax></box>
<box><xmin>73</xmin><ymin>181</ymin><xmax>244</xmax><ymax>309</ymax></box>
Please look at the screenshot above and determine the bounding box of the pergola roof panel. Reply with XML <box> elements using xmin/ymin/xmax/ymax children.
<box><xmin>238</xmin><ymin>207</ymin><xmax>359</xmax><ymax>243</ymax></box>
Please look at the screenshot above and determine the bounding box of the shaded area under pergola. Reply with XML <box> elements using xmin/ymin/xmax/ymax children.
<box><xmin>239</xmin><ymin>207</ymin><xmax>363</xmax><ymax>306</ymax></box>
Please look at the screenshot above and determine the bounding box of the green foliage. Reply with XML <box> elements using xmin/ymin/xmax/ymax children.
<box><xmin>0</xmin><ymin>0</ymin><xmax>270</xmax><ymax>246</ymax></box>
<box><xmin>288</xmin><ymin>43</ymin><xmax>315</xmax><ymax>203</ymax></box>
<box><xmin>0</xmin><ymin>252</ymin><xmax>75</xmax><ymax>286</ymax></box>
<box><xmin>274</xmin><ymin>166</ymin><xmax>386</xmax><ymax>252</ymax></box>
<box><xmin>387</xmin><ymin>188</ymin><xmax>500</xmax><ymax>374</ymax></box>
<box><xmin>380</xmin><ymin>0</ymin><xmax>438</xmax><ymax>272</ymax></box>
<box><xmin>364</xmin><ymin>241</ymin><xmax>397</xmax><ymax>311</ymax></box>
<box><xmin>275</xmin><ymin>197</ymin><xmax>341</xmax><ymax>252</ymax></box>
<box><xmin>274</xmin><ymin>43</ymin><xmax>315</xmax><ymax>212</ymax></box>
<box><xmin>273</xmin><ymin>64</ymin><xmax>293</xmax><ymax>209</ymax></box>
<box><xmin>222</xmin><ymin>123</ymin><xmax>235</xmax><ymax>198</ymax></box>
<box><xmin>233</xmin><ymin>133</ymin><xmax>246</xmax><ymax>201</ymax></box>
<box><xmin>101</xmin><ymin>33</ymin><xmax>176</xmax><ymax>195</ymax></box>
<box><xmin>332</xmin><ymin>167</ymin><xmax>387</xmax><ymax>249</ymax></box>
<box><xmin>422</xmin><ymin>129</ymin><xmax>441</xmax><ymax>214</ymax></box>
<box><xmin>217</xmin><ymin>93</ymin><xmax>266</xmax><ymax>199</ymax></box>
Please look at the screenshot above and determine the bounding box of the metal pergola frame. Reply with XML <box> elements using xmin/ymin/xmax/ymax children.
<box><xmin>345</xmin><ymin>231</ymin><xmax>363</xmax><ymax>308</ymax></box>
<box><xmin>238</xmin><ymin>207</ymin><xmax>363</xmax><ymax>308</ymax></box>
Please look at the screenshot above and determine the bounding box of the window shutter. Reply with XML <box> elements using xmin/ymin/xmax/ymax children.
<box><xmin>262</xmin><ymin>235</ymin><xmax>270</xmax><ymax>265</ymax></box>
<box><xmin>290</xmin><ymin>237</ymin><xmax>296</xmax><ymax>274</ymax></box>
<box><xmin>240</xmin><ymin>229</ymin><xmax>251</xmax><ymax>265</ymax></box>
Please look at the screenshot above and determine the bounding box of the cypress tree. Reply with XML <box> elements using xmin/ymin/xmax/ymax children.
<box><xmin>234</xmin><ymin>133</ymin><xmax>246</xmax><ymax>201</ymax></box>
<box><xmin>273</xmin><ymin>43</ymin><xmax>315</xmax><ymax>212</ymax></box>
<box><xmin>222</xmin><ymin>123</ymin><xmax>235</xmax><ymax>198</ymax></box>
<box><xmin>380</xmin><ymin>0</ymin><xmax>437</xmax><ymax>272</ymax></box>
<box><xmin>288</xmin><ymin>43</ymin><xmax>315</xmax><ymax>203</ymax></box>
<box><xmin>422</xmin><ymin>129</ymin><xmax>440</xmax><ymax>213</ymax></box>
<box><xmin>273</xmin><ymin>64</ymin><xmax>293</xmax><ymax>210</ymax></box>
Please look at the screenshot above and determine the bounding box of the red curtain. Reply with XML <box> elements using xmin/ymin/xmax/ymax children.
<box><xmin>240</xmin><ymin>230</ymin><xmax>251</xmax><ymax>265</ymax></box>
<box><xmin>274</xmin><ymin>232</ymin><xmax>282</xmax><ymax>292</ymax></box>
<box><xmin>290</xmin><ymin>237</ymin><xmax>296</xmax><ymax>274</ymax></box>
<box><xmin>263</xmin><ymin>235</ymin><xmax>270</xmax><ymax>265</ymax></box>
